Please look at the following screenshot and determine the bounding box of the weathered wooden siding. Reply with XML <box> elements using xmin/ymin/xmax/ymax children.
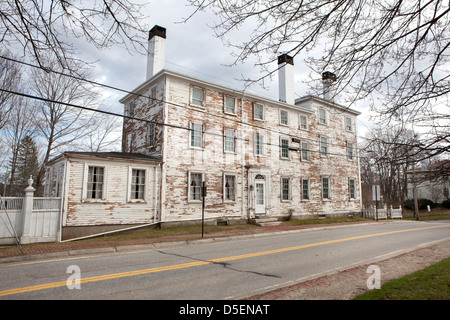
<box><xmin>63</xmin><ymin>156</ymin><xmax>161</xmax><ymax>227</ymax></box>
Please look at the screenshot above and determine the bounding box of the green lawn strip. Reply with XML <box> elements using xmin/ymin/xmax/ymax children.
<box><xmin>354</xmin><ymin>257</ymin><xmax>450</xmax><ymax>300</ymax></box>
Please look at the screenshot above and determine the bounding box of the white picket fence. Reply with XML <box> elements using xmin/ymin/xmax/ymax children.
<box><xmin>363</xmin><ymin>205</ymin><xmax>403</xmax><ymax>220</ymax></box>
<box><xmin>0</xmin><ymin>194</ymin><xmax>61</xmax><ymax>245</ymax></box>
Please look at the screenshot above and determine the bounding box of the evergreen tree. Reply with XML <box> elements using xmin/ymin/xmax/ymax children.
<box><xmin>16</xmin><ymin>136</ymin><xmax>39</xmax><ymax>190</ymax></box>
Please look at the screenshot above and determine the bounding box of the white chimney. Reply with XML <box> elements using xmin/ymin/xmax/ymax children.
<box><xmin>322</xmin><ymin>71</ymin><xmax>337</xmax><ymax>101</ymax></box>
<box><xmin>146</xmin><ymin>25</ymin><xmax>166</xmax><ymax>80</ymax></box>
<box><xmin>278</xmin><ymin>54</ymin><xmax>295</xmax><ymax>105</ymax></box>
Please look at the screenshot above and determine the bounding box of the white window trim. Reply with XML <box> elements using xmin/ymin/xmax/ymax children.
<box><xmin>344</xmin><ymin>116</ymin><xmax>354</xmax><ymax>132</ymax></box>
<box><xmin>148</xmin><ymin>123</ymin><xmax>155</xmax><ymax>147</ymax></box>
<box><xmin>253</xmin><ymin>103</ymin><xmax>265</xmax><ymax>121</ymax></box>
<box><xmin>82</xmin><ymin>163</ymin><xmax>108</xmax><ymax>202</ymax></box>
<box><xmin>320</xmin><ymin>135</ymin><xmax>329</xmax><ymax>158</ymax></box>
<box><xmin>224</xmin><ymin>128</ymin><xmax>236</xmax><ymax>153</ymax></box>
<box><xmin>321</xmin><ymin>175</ymin><xmax>331</xmax><ymax>201</ymax></box>
<box><xmin>188</xmin><ymin>171</ymin><xmax>205</xmax><ymax>203</ymax></box>
<box><xmin>223</xmin><ymin>173</ymin><xmax>237</xmax><ymax>203</ymax></box>
<box><xmin>190</xmin><ymin>86</ymin><xmax>205</xmax><ymax>108</ymax></box>
<box><xmin>301</xmin><ymin>178</ymin><xmax>310</xmax><ymax>201</ymax></box>
<box><xmin>224</xmin><ymin>95</ymin><xmax>237</xmax><ymax>115</ymax></box>
<box><xmin>281</xmin><ymin>176</ymin><xmax>292</xmax><ymax>202</ymax></box>
<box><xmin>189</xmin><ymin>121</ymin><xmax>204</xmax><ymax>149</ymax></box>
<box><xmin>254</xmin><ymin>132</ymin><xmax>266</xmax><ymax>156</ymax></box>
<box><xmin>301</xmin><ymin>141</ymin><xmax>309</xmax><ymax>161</ymax></box>
<box><xmin>318</xmin><ymin>107</ymin><xmax>328</xmax><ymax>125</ymax></box>
<box><xmin>347</xmin><ymin>141</ymin><xmax>354</xmax><ymax>161</ymax></box>
<box><xmin>279</xmin><ymin>136</ymin><xmax>290</xmax><ymax>160</ymax></box>
<box><xmin>127</xmin><ymin>166</ymin><xmax>149</xmax><ymax>203</ymax></box>
<box><xmin>299</xmin><ymin>114</ymin><xmax>309</xmax><ymax>130</ymax></box>
<box><xmin>349</xmin><ymin>177</ymin><xmax>357</xmax><ymax>200</ymax></box>
<box><xmin>279</xmin><ymin>109</ymin><xmax>289</xmax><ymax>126</ymax></box>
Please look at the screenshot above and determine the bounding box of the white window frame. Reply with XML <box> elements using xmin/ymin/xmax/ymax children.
<box><xmin>281</xmin><ymin>177</ymin><xmax>291</xmax><ymax>202</ymax></box>
<box><xmin>320</xmin><ymin>135</ymin><xmax>329</xmax><ymax>157</ymax></box>
<box><xmin>347</xmin><ymin>141</ymin><xmax>354</xmax><ymax>161</ymax></box>
<box><xmin>301</xmin><ymin>178</ymin><xmax>310</xmax><ymax>201</ymax></box>
<box><xmin>254</xmin><ymin>103</ymin><xmax>264</xmax><ymax>121</ymax></box>
<box><xmin>190</xmin><ymin>122</ymin><xmax>204</xmax><ymax>149</ymax></box>
<box><xmin>345</xmin><ymin>116</ymin><xmax>354</xmax><ymax>132</ymax></box>
<box><xmin>83</xmin><ymin>163</ymin><xmax>107</xmax><ymax>202</ymax></box>
<box><xmin>255</xmin><ymin>132</ymin><xmax>266</xmax><ymax>156</ymax></box>
<box><xmin>148</xmin><ymin>123</ymin><xmax>155</xmax><ymax>147</ymax></box>
<box><xmin>188</xmin><ymin>171</ymin><xmax>204</xmax><ymax>203</ymax></box>
<box><xmin>128</xmin><ymin>167</ymin><xmax>148</xmax><ymax>202</ymax></box>
<box><xmin>322</xmin><ymin>176</ymin><xmax>331</xmax><ymax>200</ymax></box>
<box><xmin>299</xmin><ymin>115</ymin><xmax>308</xmax><ymax>130</ymax></box>
<box><xmin>279</xmin><ymin>109</ymin><xmax>289</xmax><ymax>125</ymax></box>
<box><xmin>191</xmin><ymin>86</ymin><xmax>204</xmax><ymax>107</ymax></box>
<box><xmin>318</xmin><ymin>107</ymin><xmax>328</xmax><ymax>125</ymax></box>
<box><xmin>280</xmin><ymin>136</ymin><xmax>290</xmax><ymax>159</ymax></box>
<box><xmin>349</xmin><ymin>178</ymin><xmax>357</xmax><ymax>200</ymax></box>
<box><xmin>223</xmin><ymin>173</ymin><xmax>237</xmax><ymax>203</ymax></box>
<box><xmin>224</xmin><ymin>128</ymin><xmax>236</xmax><ymax>153</ymax></box>
<box><xmin>224</xmin><ymin>96</ymin><xmax>236</xmax><ymax>115</ymax></box>
<box><xmin>301</xmin><ymin>142</ymin><xmax>309</xmax><ymax>161</ymax></box>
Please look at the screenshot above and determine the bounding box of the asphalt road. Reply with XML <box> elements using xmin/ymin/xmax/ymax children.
<box><xmin>0</xmin><ymin>220</ymin><xmax>449</xmax><ymax>301</ymax></box>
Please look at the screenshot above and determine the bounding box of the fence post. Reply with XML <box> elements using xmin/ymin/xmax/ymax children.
<box><xmin>20</xmin><ymin>176</ymin><xmax>36</xmax><ymax>244</ymax></box>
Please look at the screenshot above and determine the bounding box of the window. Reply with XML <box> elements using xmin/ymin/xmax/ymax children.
<box><xmin>224</xmin><ymin>174</ymin><xmax>236</xmax><ymax>201</ymax></box>
<box><xmin>87</xmin><ymin>166</ymin><xmax>104</xmax><ymax>199</ymax></box>
<box><xmin>131</xmin><ymin>169</ymin><xmax>146</xmax><ymax>200</ymax></box>
<box><xmin>280</xmin><ymin>137</ymin><xmax>290</xmax><ymax>159</ymax></box>
<box><xmin>347</xmin><ymin>141</ymin><xmax>354</xmax><ymax>161</ymax></box>
<box><xmin>148</xmin><ymin>123</ymin><xmax>155</xmax><ymax>147</ymax></box>
<box><xmin>322</xmin><ymin>176</ymin><xmax>330</xmax><ymax>200</ymax></box>
<box><xmin>224</xmin><ymin>96</ymin><xmax>236</xmax><ymax>114</ymax></box>
<box><xmin>128</xmin><ymin>102</ymin><xmax>135</xmax><ymax>117</ymax></box>
<box><xmin>280</xmin><ymin>109</ymin><xmax>288</xmax><ymax>125</ymax></box>
<box><xmin>254</xmin><ymin>103</ymin><xmax>264</xmax><ymax>120</ymax></box>
<box><xmin>320</xmin><ymin>136</ymin><xmax>329</xmax><ymax>157</ymax></box>
<box><xmin>301</xmin><ymin>142</ymin><xmax>309</xmax><ymax>161</ymax></box>
<box><xmin>189</xmin><ymin>172</ymin><xmax>203</xmax><ymax>201</ymax></box>
<box><xmin>319</xmin><ymin>108</ymin><xmax>328</xmax><ymax>125</ymax></box>
<box><xmin>191</xmin><ymin>87</ymin><xmax>204</xmax><ymax>107</ymax></box>
<box><xmin>281</xmin><ymin>177</ymin><xmax>290</xmax><ymax>201</ymax></box>
<box><xmin>302</xmin><ymin>179</ymin><xmax>310</xmax><ymax>200</ymax></box>
<box><xmin>300</xmin><ymin>115</ymin><xmax>308</xmax><ymax>130</ymax></box>
<box><xmin>150</xmin><ymin>87</ymin><xmax>157</xmax><ymax>105</ymax></box>
<box><xmin>190</xmin><ymin>122</ymin><xmax>203</xmax><ymax>148</ymax></box>
<box><xmin>349</xmin><ymin>178</ymin><xmax>356</xmax><ymax>200</ymax></box>
<box><xmin>255</xmin><ymin>133</ymin><xmax>265</xmax><ymax>155</ymax></box>
<box><xmin>345</xmin><ymin>116</ymin><xmax>353</xmax><ymax>131</ymax></box>
<box><xmin>224</xmin><ymin>129</ymin><xmax>235</xmax><ymax>152</ymax></box>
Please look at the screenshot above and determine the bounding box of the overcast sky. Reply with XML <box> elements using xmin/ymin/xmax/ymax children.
<box><xmin>70</xmin><ymin>0</ymin><xmax>372</xmax><ymax>138</ymax></box>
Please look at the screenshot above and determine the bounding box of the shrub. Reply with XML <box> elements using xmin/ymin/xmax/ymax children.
<box><xmin>443</xmin><ymin>199</ymin><xmax>450</xmax><ymax>209</ymax></box>
<box><xmin>403</xmin><ymin>199</ymin><xmax>435</xmax><ymax>210</ymax></box>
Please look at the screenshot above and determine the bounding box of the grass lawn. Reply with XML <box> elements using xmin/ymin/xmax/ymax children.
<box><xmin>354</xmin><ymin>257</ymin><xmax>450</xmax><ymax>300</ymax></box>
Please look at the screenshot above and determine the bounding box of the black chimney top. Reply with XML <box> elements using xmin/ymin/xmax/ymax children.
<box><xmin>322</xmin><ymin>71</ymin><xmax>337</xmax><ymax>82</ymax></box>
<box><xmin>278</xmin><ymin>54</ymin><xmax>294</xmax><ymax>66</ymax></box>
<box><xmin>149</xmin><ymin>25</ymin><xmax>166</xmax><ymax>40</ymax></box>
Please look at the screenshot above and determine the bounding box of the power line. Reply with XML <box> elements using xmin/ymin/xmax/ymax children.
<box><xmin>1</xmin><ymin>55</ymin><xmax>358</xmax><ymax>150</ymax></box>
<box><xmin>0</xmin><ymin>88</ymin><xmax>366</xmax><ymax>160</ymax></box>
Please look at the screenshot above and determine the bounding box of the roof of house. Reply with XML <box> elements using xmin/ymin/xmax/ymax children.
<box><xmin>47</xmin><ymin>152</ymin><xmax>162</xmax><ymax>165</ymax></box>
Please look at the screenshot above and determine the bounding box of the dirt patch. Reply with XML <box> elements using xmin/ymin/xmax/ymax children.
<box><xmin>245</xmin><ymin>239</ymin><xmax>450</xmax><ymax>300</ymax></box>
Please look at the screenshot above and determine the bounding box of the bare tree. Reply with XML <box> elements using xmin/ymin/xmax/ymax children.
<box><xmin>29</xmin><ymin>62</ymin><xmax>103</xmax><ymax>193</ymax></box>
<box><xmin>186</xmin><ymin>0</ymin><xmax>450</xmax><ymax>156</ymax></box>
<box><xmin>0</xmin><ymin>51</ymin><xmax>22</xmax><ymax>130</ymax></box>
<box><xmin>0</xmin><ymin>0</ymin><xmax>149</xmax><ymax>72</ymax></box>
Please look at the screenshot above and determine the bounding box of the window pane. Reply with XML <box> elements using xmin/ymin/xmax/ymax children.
<box><xmin>282</xmin><ymin>178</ymin><xmax>290</xmax><ymax>200</ymax></box>
<box><xmin>131</xmin><ymin>169</ymin><xmax>145</xmax><ymax>200</ymax></box>
<box><xmin>347</xmin><ymin>142</ymin><xmax>354</xmax><ymax>160</ymax></box>
<box><xmin>302</xmin><ymin>179</ymin><xmax>309</xmax><ymax>200</ymax></box>
<box><xmin>301</xmin><ymin>142</ymin><xmax>309</xmax><ymax>161</ymax></box>
<box><xmin>281</xmin><ymin>138</ymin><xmax>289</xmax><ymax>158</ymax></box>
<box><xmin>225</xmin><ymin>96</ymin><xmax>235</xmax><ymax>113</ymax></box>
<box><xmin>300</xmin><ymin>115</ymin><xmax>308</xmax><ymax>129</ymax></box>
<box><xmin>319</xmin><ymin>109</ymin><xmax>327</xmax><ymax>124</ymax></box>
<box><xmin>87</xmin><ymin>166</ymin><xmax>104</xmax><ymax>199</ymax></box>
<box><xmin>254</xmin><ymin>104</ymin><xmax>264</xmax><ymax>120</ymax></box>
<box><xmin>349</xmin><ymin>179</ymin><xmax>356</xmax><ymax>199</ymax></box>
<box><xmin>225</xmin><ymin>175</ymin><xmax>235</xmax><ymax>201</ymax></box>
<box><xmin>280</xmin><ymin>110</ymin><xmax>288</xmax><ymax>125</ymax></box>
<box><xmin>191</xmin><ymin>123</ymin><xmax>203</xmax><ymax>147</ymax></box>
<box><xmin>224</xmin><ymin>129</ymin><xmax>235</xmax><ymax>152</ymax></box>
<box><xmin>190</xmin><ymin>173</ymin><xmax>202</xmax><ymax>200</ymax></box>
<box><xmin>322</xmin><ymin>177</ymin><xmax>330</xmax><ymax>199</ymax></box>
<box><xmin>320</xmin><ymin>136</ymin><xmax>328</xmax><ymax>156</ymax></box>
<box><xmin>192</xmin><ymin>87</ymin><xmax>203</xmax><ymax>106</ymax></box>
<box><xmin>256</xmin><ymin>134</ymin><xmax>264</xmax><ymax>155</ymax></box>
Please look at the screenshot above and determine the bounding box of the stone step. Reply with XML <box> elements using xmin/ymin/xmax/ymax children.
<box><xmin>249</xmin><ymin>217</ymin><xmax>283</xmax><ymax>227</ymax></box>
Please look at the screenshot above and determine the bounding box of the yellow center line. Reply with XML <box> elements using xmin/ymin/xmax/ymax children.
<box><xmin>1</xmin><ymin>224</ymin><xmax>448</xmax><ymax>297</ymax></box>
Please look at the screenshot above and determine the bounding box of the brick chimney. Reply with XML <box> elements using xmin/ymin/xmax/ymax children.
<box><xmin>146</xmin><ymin>25</ymin><xmax>166</xmax><ymax>80</ymax></box>
<box><xmin>278</xmin><ymin>54</ymin><xmax>294</xmax><ymax>105</ymax></box>
<box><xmin>322</xmin><ymin>71</ymin><xmax>337</xmax><ymax>101</ymax></box>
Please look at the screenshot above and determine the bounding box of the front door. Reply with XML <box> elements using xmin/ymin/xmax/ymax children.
<box><xmin>255</xmin><ymin>181</ymin><xmax>265</xmax><ymax>214</ymax></box>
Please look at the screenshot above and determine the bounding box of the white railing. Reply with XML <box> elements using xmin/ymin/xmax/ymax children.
<box><xmin>363</xmin><ymin>205</ymin><xmax>403</xmax><ymax>220</ymax></box>
<box><xmin>0</xmin><ymin>197</ymin><xmax>23</xmax><ymax>211</ymax></box>
<box><xmin>33</xmin><ymin>197</ymin><xmax>60</xmax><ymax>211</ymax></box>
